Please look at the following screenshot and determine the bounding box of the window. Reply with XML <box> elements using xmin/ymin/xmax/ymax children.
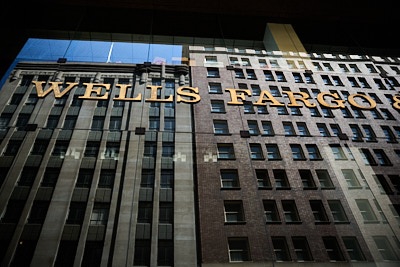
<box><xmin>0</xmin><ymin>114</ymin><xmax>12</xmax><ymax>130</ymax></box>
<box><xmin>293</xmin><ymin>73</ymin><xmax>303</xmax><ymax>83</ymax></box>
<box><xmin>356</xmin><ymin>199</ymin><xmax>378</xmax><ymax>222</ymax></box>
<box><xmin>4</xmin><ymin>140</ymin><xmax>22</xmax><ymax>156</ymax></box>
<box><xmin>30</xmin><ymin>140</ymin><xmax>48</xmax><ymax>156</ymax></box>
<box><xmin>348</xmin><ymin>77</ymin><xmax>360</xmax><ymax>87</ymax></box>
<box><xmin>247</xmin><ymin>120</ymin><xmax>259</xmax><ymax>135</ymax></box>
<box><xmin>211</xmin><ymin>100</ymin><xmax>225</xmax><ymax>113</ymax></box>
<box><xmin>104</xmin><ymin>142</ymin><xmax>120</xmax><ymax>159</ymax></box>
<box><xmin>90</xmin><ymin>204</ymin><xmax>109</xmax><ymax>225</ymax></box>
<box><xmin>251</xmin><ymin>84</ymin><xmax>261</xmax><ymax>96</ymax></box>
<box><xmin>291</xmin><ymin>144</ymin><xmax>305</xmax><ymax>160</ymax></box>
<box><xmin>109</xmin><ymin>117</ymin><xmax>122</xmax><ymax>131</ymax></box>
<box><xmin>310</xmin><ymin>200</ymin><xmax>329</xmax><ymax>222</ymax></box>
<box><xmin>276</xmin><ymin>72</ymin><xmax>286</xmax><ymax>82</ymax></box>
<box><xmin>158</xmin><ymin>241</ymin><xmax>173</xmax><ymax>266</ymax></box>
<box><xmin>141</xmin><ymin>170</ymin><xmax>155</xmax><ymax>188</ymax></box>
<box><xmin>261</xmin><ymin>121</ymin><xmax>274</xmax><ymax>135</ymax></box>
<box><xmin>228</xmin><ymin>238</ymin><xmax>251</xmax><ymax>262</ymax></box>
<box><xmin>52</xmin><ymin>141</ymin><xmax>69</xmax><ymax>158</ymax></box>
<box><xmin>10</xmin><ymin>93</ymin><xmax>24</xmax><ymax>105</ymax></box>
<box><xmin>342</xmin><ymin>237</ymin><xmax>366</xmax><ymax>261</ymax></box>
<box><xmin>274</xmin><ymin>170</ymin><xmax>290</xmax><ymax>189</ymax></box>
<box><xmin>373</xmin><ymin>236</ymin><xmax>399</xmax><ymax>261</ymax></box>
<box><xmin>149</xmin><ymin>117</ymin><xmax>160</xmax><ymax>131</ymax></box>
<box><xmin>76</xmin><ymin>169</ymin><xmax>93</xmax><ymax>188</ymax></box>
<box><xmin>290</xmin><ymin>107</ymin><xmax>301</xmax><ymax>115</ymax></box>
<box><xmin>234</xmin><ymin>69</ymin><xmax>245</xmax><ymax>79</ymax></box>
<box><xmin>250</xmin><ymin>144</ymin><xmax>264</xmax><ymax>159</ymax></box>
<box><xmin>160</xmin><ymin>170</ymin><xmax>173</xmax><ymax>189</ymax></box>
<box><xmin>209</xmin><ymin>82</ymin><xmax>222</xmax><ymax>93</ymax></box>
<box><xmin>359</xmin><ymin>148</ymin><xmax>376</xmax><ymax>165</ymax></box>
<box><xmin>91</xmin><ymin>116</ymin><xmax>104</xmax><ymax>130</ymax></box>
<box><xmin>359</xmin><ymin>78</ymin><xmax>370</xmax><ymax>88</ymax></box>
<box><xmin>297</xmin><ymin>122</ymin><xmax>310</xmax><ymax>136</ymax></box>
<box><xmin>370</xmin><ymin>109</ymin><xmax>383</xmax><ymax>119</ymax></box>
<box><xmin>27</xmin><ymin>201</ymin><xmax>50</xmax><ymax>224</ymax></box>
<box><xmin>321</xmin><ymin>107</ymin><xmax>334</xmax><ymax>117</ymax></box>
<box><xmin>305</xmin><ymin>145</ymin><xmax>321</xmax><ymax>160</ymax></box>
<box><xmin>341</xmin><ymin>169</ymin><xmax>361</xmax><ymax>188</ymax></box>
<box><xmin>63</xmin><ymin>115</ymin><xmax>78</xmax><ymax>130</ymax></box>
<box><xmin>213</xmin><ymin>120</ymin><xmax>229</xmax><ymax>135</ymax></box>
<box><xmin>246</xmin><ymin>69</ymin><xmax>256</xmax><ymax>79</ymax></box>
<box><xmin>316</xmin><ymin>170</ymin><xmax>334</xmax><ymax>188</ymax></box>
<box><xmin>299</xmin><ymin>170</ymin><xmax>316</xmax><ymax>189</ymax></box>
<box><xmin>243</xmin><ymin>101</ymin><xmax>254</xmax><ymax>113</ymax></box>
<box><xmin>98</xmin><ymin>170</ymin><xmax>115</xmax><ymax>188</ymax></box>
<box><xmin>282</xmin><ymin>200</ymin><xmax>300</xmax><ymax>222</ymax></box>
<box><xmin>256</xmin><ymin>170</ymin><xmax>271</xmax><ymax>189</ymax></box>
<box><xmin>269</xmin><ymin>86</ymin><xmax>281</xmax><ymax>96</ymax></box>
<box><xmin>221</xmin><ymin>170</ymin><xmax>239</xmax><ymax>188</ymax></box>
<box><xmin>224</xmin><ymin>201</ymin><xmax>245</xmax><ymax>223</ymax></box>
<box><xmin>352</xmin><ymin>108</ymin><xmax>365</xmax><ymax>118</ymax></box>
<box><xmin>330</xmin><ymin>145</ymin><xmax>346</xmax><ymax>160</ymax></box>
<box><xmin>322</xmin><ymin>75</ymin><xmax>332</xmax><ymax>85</ymax></box>
<box><xmin>283</xmin><ymin>122</ymin><xmax>295</xmax><ymax>136</ymax></box>
<box><xmin>134</xmin><ymin>240</ymin><xmax>151</xmax><ymax>266</ymax></box>
<box><xmin>381</xmin><ymin>108</ymin><xmax>395</xmax><ymax>120</ymax></box>
<box><xmin>292</xmin><ymin>237</ymin><xmax>313</xmax><ymax>261</ymax></box>
<box><xmin>276</xmin><ymin>106</ymin><xmax>288</xmax><ymax>115</ymax></box>
<box><xmin>205</xmin><ymin>56</ymin><xmax>217</xmax><ymax>63</ymax></box>
<box><xmin>329</xmin><ymin>124</ymin><xmax>342</xmax><ymax>137</ymax></box>
<box><xmin>381</xmin><ymin>126</ymin><xmax>397</xmax><ymax>143</ymax></box>
<box><xmin>264</xmin><ymin>70</ymin><xmax>274</xmax><ymax>81</ymax></box>
<box><xmin>366</xmin><ymin>64</ymin><xmax>377</xmax><ymax>73</ymax></box>
<box><xmin>323</xmin><ymin>237</ymin><xmax>345</xmax><ymax>261</ymax></box>
<box><xmin>350</xmin><ymin>64</ymin><xmax>361</xmax><ymax>73</ymax></box>
<box><xmin>304</xmin><ymin>74</ymin><xmax>314</xmax><ymax>84</ymax></box>
<box><xmin>17</xmin><ymin>167</ymin><xmax>38</xmax><ymax>186</ymax></box>
<box><xmin>328</xmin><ymin>200</ymin><xmax>349</xmax><ymax>223</ymax></box>
<box><xmin>137</xmin><ymin>201</ymin><xmax>153</xmax><ymax>223</ymax></box>
<box><xmin>84</xmin><ymin>141</ymin><xmax>100</xmax><ymax>157</ymax></box>
<box><xmin>332</xmin><ymin>76</ymin><xmax>343</xmax><ymax>86</ymax></box>
<box><xmin>66</xmin><ymin>202</ymin><xmax>86</xmax><ymax>224</ymax></box>
<box><xmin>266</xmin><ymin>144</ymin><xmax>281</xmax><ymax>160</ymax></box>
<box><xmin>272</xmin><ymin>237</ymin><xmax>291</xmax><ymax>261</ymax></box>
<box><xmin>263</xmin><ymin>200</ymin><xmax>280</xmax><ymax>222</ymax></box>
<box><xmin>54</xmin><ymin>241</ymin><xmax>78</xmax><ymax>267</ymax></box>
<box><xmin>96</xmin><ymin>99</ymin><xmax>108</xmax><ymax>108</ymax></box>
<box><xmin>0</xmin><ymin>200</ymin><xmax>25</xmax><ymax>223</ymax></box>
<box><xmin>374</xmin><ymin>149</ymin><xmax>391</xmax><ymax>165</ymax></box>
<box><xmin>362</xmin><ymin>125</ymin><xmax>376</xmax><ymax>141</ymax></box>
<box><xmin>207</xmin><ymin>68</ymin><xmax>219</xmax><ymax>78</ymax></box>
<box><xmin>317</xmin><ymin>123</ymin><xmax>330</xmax><ymax>137</ymax></box>
<box><xmin>46</xmin><ymin>115</ymin><xmax>60</xmax><ymax>129</ymax></box>
<box><xmin>217</xmin><ymin>144</ymin><xmax>235</xmax><ymax>159</ymax></box>
<box><xmin>159</xmin><ymin>202</ymin><xmax>173</xmax><ymax>223</ymax></box>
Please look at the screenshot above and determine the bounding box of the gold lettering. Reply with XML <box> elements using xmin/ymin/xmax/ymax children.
<box><xmin>79</xmin><ymin>83</ymin><xmax>110</xmax><ymax>100</ymax></box>
<box><xmin>33</xmin><ymin>81</ymin><xmax>78</xmax><ymax>98</ymax></box>
<box><xmin>283</xmin><ymin>91</ymin><xmax>316</xmax><ymax>107</ymax></box>
<box><xmin>113</xmin><ymin>84</ymin><xmax>141</xmax><ymax>101</ymax></box>
<box><xmin>317</xmin><ymin>93</ymin><xmax>345</xmax><ymax>108</ymax></box>
<box><xmin>254</xmin><ymin>90</ymin><xmax>284</xmax><ymax>106</ymax></box>
<box><xmin>176</xmin><ymin>87</ymin><xmax>201</xmax><ymax>103</ymax></box>
<box><xmin>225</xmin><ymin>88</ymin><xmax>251</xmax><ymax>104</ymax></box>
<box><xmin>145</xmin><ymin>85</ymin><xmax>173</xmax><ymax>102</ymax></box>
<box><xmin>393</xmin><ymin>95</ymin><xmax>400</xmax><ymax>110</ymax></box>
<box><xmin>348</xmin><ymin>94</ymin><xmax>376</xmax><ymax>109</ymax></box>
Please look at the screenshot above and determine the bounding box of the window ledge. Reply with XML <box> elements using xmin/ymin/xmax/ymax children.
<box><xmin>276</xmin><ymin>187</ymin><xmax>291</xmax><ymax>190</ymax></box>
<box><xmin>348</xmin><ymin>186</ymin><xmax>363</xmax><ymax>190</ymax></box>
<box><xmin>286</xmin><ymin>221</ymin><xmax>302</xmax><ymax>224</ymax></box>
<box><xmin>315</xmin><ymin>221</ymin><xmax>331</xmax><ymax>225</ymax></box>
<box><xmin>321</xmin><ymin>187</ymin><xmax>336</xmax><ymax>190</ymax></box>
<box><xmin>258</xmin><ymin>187</ymin><xmax>273</xmax><ymax>190</ymax></box>
<box><xmin>334</xmin><ymin>221</ymin><xmax>350</xmax><ymax>224</ymax></box>
<box><xmin>221</xmin><ymin>187</ymin><xmax>241</xmax><ymax>190</ymax></box>
<box><xmin>224</xmin><ymin>221</ymin><xmax>246</xmax><ymax>225</ymax></box>
<box><xmin>266</xmin><ymin>221</ymin><xmax>282</xmax><ymax>224</ymax></box>
<box><xmin>310</xmin><ymin>158</ymin><xmax>324</xmax><ymax>161</ymax></box>
<box><xmin>364</xmin><ymin>220</ymin><xmax>380</xmax><ymax>224</ymax></box>
<box><xmin>215</xmin><ymin>133</ymin><xmax>232</xmax><ymax>136</ymax></box>
<box><xmin>303</xmin><ymin>187</ymin><xmax>318</xmax><ymax>190</ymax></box>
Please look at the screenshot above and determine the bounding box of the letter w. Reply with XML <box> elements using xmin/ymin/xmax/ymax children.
<box><xmin>32</xmin><ymin>81</ymin><xmax>78</xmax><ymax>98</ymax></box>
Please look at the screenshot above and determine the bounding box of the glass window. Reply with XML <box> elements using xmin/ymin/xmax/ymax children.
<box><xmin>66</xmin><ymin>202</ymin><xmax>86</xmax><ymax>224</ymax></box>
<box><xmin>299</xmin><ymin>170</ymin><xmax>316</xmax><ymax>189</ymax></box>
<box><xmin>261</xmin><ymin>121</ymin><xmax>274</xmax><ymax>135</ymax></box>
<box><xmin>211</xmin><ymin>100</ymin><xmax>225</xmax><ymax>113</ymax></box>
<box><xmin>266</xmin><ymin>144</ymin><xmax>281</xmax><ymax>160</ymax></box>
<box><xmin>99</xmin><ymin>170</ymin><xmax>115</xmax><ymax>188</ymax></box>
<box><xmin>217</xmin><ymin>144</ymin><xmax>235</xmax><ymax>159</ymax></box>
<box><xmin>341</xmin><ymin>169</ymin><xmax>361</xmax><ymax>187</ymax></box>
<box><xmin>372</xmin><ymin>236</ymin><xmax>399</xmax><ymax>261</ymax></box>
<box><xmin>356</xmin><ymin>199</ymin><xmax>378</xmax><ymax>222</ymax></box>
<box><xmin>247</xmin><ymin>120</ymin><xmax>259</xmax><ymax>135</ymax></box>
<box><xmin>213</xmin><ymin>120</ymin><xmax>229</xmax><ymax>134</ymax></box>
<box><xmin>263</xmin><ymin>200</ymin><xmax>280</xmax><ymax>222</ymax></box>
<box><xmin>283</xmin><ymin>122</ymin><xmax>295</xmax><ymax>136</ymax></box>
<box><xmin>76</xmin><ymin>169</ymin><xmax>94</xmax><ymax>188</ymax></box>
<box><xmin>306</xmin><ymin>145</ymin><xmax>322</xmax><ymax>160</ymax></box>
<box><xmin>46</xmin><ymin>115</ymin><xmax>60</xmax><ymax>129</ymax></box>
<box><xmin>310</xmin><ymin>200</ymin><xmax>329</xmax><ymax>222</ymax></box>
<box><xmin>209</xmin><ymin>82</ymin><xmax>222</xmax><ymax>93</ymax></box>
<box><xmin>323</xmin><ymin>237</ymin><xmax>345</xmax><ymax>261</ymax></box>
<box><xmin>291</xmin><ymin>144</ymin><xmax>305</xmax><ymax>160</ymax></box>
<box><xmin>228</xmin><ymin>238</ymin><xmax>251</xmax><ymax>262</ymax></box>
<box><xmin>256</xmin><ymin>170</ymin><xmax>271</xmax><ymax>189</ymax></box>
<box><xmin>330</xmin><ymin>145</ymin><xmax>347</xmax><ymax>160</ymax></box>
<box><xmin>292</xmin><ymin>237</ymin><xmax>313</xmax><ymax>261</ymax></box>
<box><xmin>84</xmin><ymin>141</ymin><xmax>100</xmax><ymax>157</ymax></box>
<box><xmin>272</xmin><ymin>237</ymin><xmax>291</xmax><ymax>261</ymax></box>
<box><xmin>342</xmin><ymin>237</ymin><xmax>366</xmax><ymax>261</ymax></box>
<box><xmin>317</xmin><ymin>123</ymin><xmax>330</xmax><ymax>137</ymax></box>
<box><xmin>317</xmin><ymin>170</ymin><xmax>334</xmax><ymax>189</ymax></box>
<box><xmin>91</xmin><ymin>116</ymin><xmax>104</xmax><ymax>130</ymax></box>
<box><xmin>250</xmin><ymin>144</ymin><xmax>264</xmax><ymax>159</ymax></box>
<box><xmin>207</xmin><ymin>68</ymin><xmax>219</xmax><ymax>78</ymax></box>
<box><xmin>297</xmin><ymin>122</ymin><xmax>310</xmax><ymax>136</ymax></box>
<box><xmin>328</xmin><ymin>200</ymin><xmax>349</xmax><ymax>222</ymax></box>
<box><xmin>282</xmin><ymin>200</ymin><xmax>300</xmax><ymax>222</ymax></box>
<box><xmin>224</xmin><ymin>201</ymin><xmax>245</xmax><ymax>223</ymax></box>
<box><xmin>273</xmin><ymin>169</ymin><xmax>290</xmax><ymax>189</ymax></box>
<box><xmin>220</xmin><ymin>170</ymin><xmax>239</xmax><ymax>188</ymax></box>
<box><xmin>4</xmin><ymin>140</ymin><xmax>22</xmax><ymax>156</ymax></box>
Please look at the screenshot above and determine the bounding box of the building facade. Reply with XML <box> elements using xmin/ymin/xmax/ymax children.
<box><xmin>0</xmin><ymin>24</ymin><xmax>399</xmax><ymax>267</ymax></box>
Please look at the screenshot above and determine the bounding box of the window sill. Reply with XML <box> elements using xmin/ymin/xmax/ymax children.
<box><xmin>251</xmin><ymin>158</ymin><xmax>265</xmax><ymax>161</ymax></box>
<box><xmin>310</xmin><ymin>158</ymin><xmax>324</xmax><ymax>161</ymax></box>
<box><xmin>215</xmin><ymin>133</ymin><xmax>232</xmax><ymax>136</ymax></box>
<box><xmin>303</xmin><ymin>187</ymin><xmax>318</xmax><ymax>190</ymax></box>
<box><xmin>348</xmin><ymin>186</ymin><xmax>363</xmax><ymax>190</ymax></box>
<box><xmin>315</xmin><ymin>221</ymin><xmax>331</xmax><ymax>225</ymax></box>
<box><xmin>321</xmin><ymin>187</ymin><xmax>336</xmax><ymax>190</ymax></box>
<box><xmin>266</xmin><ymin>221</ymin><xmax>282</xmax><ymax>224</ymax></box>
<box><xmin>258</xmin><ymin>187</ymin><xmax>273</xmax><ymax>190</ymax></box>
<box><xmin>276</xmin><ymin>187</ymin><xmax>291</xmax><ymax>190</ymax></box>
<box><xmin>221</xmin><ymin>187</ymin><xmax>241</xmax><ymax>190</ymax></box>
<box><xmin>286</xmin><ymin>221</ymin><xmax>302</xmax><ymax>224</ymax></box>
<box><xmin>334</xmin><ymin>221</ymin><xmax>350</xmax><ymax>224</ymax></box>
<box><xmin>224</xmin><ymin>221</ymin><xmax>246</xmax><ymax>225</ymax></box>
<box><xmin>293</xmin><ymin>158</ymin><xmax>307</xmax><ymax>161</ymax></box>
<box><xmin>364</xmin><ymin>220</ymin><xmax>380</xmax><ymax>224</ymax></box>
<box><xmin>218</xmin><ymin>158</ymin><xmax>236</xmax><ymax>161</ymax></box>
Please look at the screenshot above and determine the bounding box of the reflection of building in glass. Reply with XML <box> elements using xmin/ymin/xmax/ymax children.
<box><xmin>0</xmin><ymin>23</ymin><xmax>400</xmax><ymax>266</ymax></box>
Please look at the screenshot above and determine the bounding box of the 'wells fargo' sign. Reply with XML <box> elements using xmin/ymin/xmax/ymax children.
<box><xmin>32</xmin><ymin>81</ymin><xmax>400</xmax><ymax>110</ymax></box>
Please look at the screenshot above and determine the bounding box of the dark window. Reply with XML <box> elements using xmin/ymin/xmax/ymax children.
<box><xmin>90</xmin><ymin>204</ymin><xmax>109</xmax><ymax>225</ymax></box>
<box><xmin>4</xmin><ymin>140</ymin><xmax>22</xmax><ymax>156</ymax></box>
<box><xmin>28</xmin><ymin>201</ymin><xmax>50</xmax><ymax>224</ymax></box>
<box><xmin>63</xmin><ymin>116</ymin><xmax>78</xmax><ymax>130</ymax></box>
<box><xmin>54</xmin><ymin>241</ymin><xmax>78</xmax><ymax>267</ymax></box>
<box><xmin>159</xmin><ymin>202</ymin><xmax>173</xmax><ymax>223</ymax></box>
<box><xmin>10</xmin><ymin>93</ymin><xmax>24</xmax><ymax>105</ymax></box>
<box><xmin>292</xmin><ymin>237</ymin><xmax>313</xmax><ymax>261</ymax></box>
<box><xmin>256</xmin><ymin>170</ymin><xmax>271</xmax><ymax>189</ymax></box>
<box><xmin>272</xmin><ymin>237</ymin><xmax>291</xmax><ymax>261</ymax></box>
<box><xmin>221</xmin><ymin>170</ymin><xmax>239</xmax><ymax>188</ymax></box>
<box><xmin>328</xmin><ymin>200</ymin><xmax>349</xmax><ymax>223</ymax></box>
<box><xmin>81</xmin><ymin>241</ymin><xmax>103</xmax><ymax>267</ymax></box>
<box><xmin>316</xmin><ymin>170</ymin><xmax>334</xmax><ymax>189</ymax></box>
<box><xmin>52</xmin><ymin>141</ymin><xmax>69</xmax><ymax>158</ymax></box>
<box><xmin>228</xmin><ymin>238</ymin><xmax>251</xmax><ymax>262</ymax></box>
<box><xmin>76</xmin><ymin>169</ymin><xmax>94</xmax><ymax>188</ymax></box>
<box><xmin>31</xmin><ymin>140</ymin><xmax>48</xmax><ymax>155</ymax></box>
<box><xmin>99</xmin><ymin>170</ymin><xmax>115</xmax><ymax>188</ymax></box>
<box><xmin>66</xmin><ymin>202</ymin><xmax>86</xmax><ymax>224</ymax></box>
<box><xmin>299</xmin><ymin>170</ymin><xmax>316</xmax><ymax>189</ymax></box>
<box><xmin>46</xmin><ymin>115</ymin><xmax>60</xmax><ymax>129</ymax></box>
<box><xmin>291</xmin><ymin>144</ymin><xmax>305</xmax><ymax>160</ymax></box>
<box><xmin>266</xmin><ymin>144</ymin><xmax>281</xmax><ymax>160</ymax></box>
<box><xmin>306</xmin><ymin>144</ymin><xmax>322</xmax><ymax>160</ymax></box>
<box><xmin>342</xmin><ymin>237</ymin><xmax>366</xmax><ymax>261</ymax></box>
<box><xmin>141</xmin><ymin>170</ymin><xmax>155</xmax><ymax>188</ymax></box>
<box><xmin>217</xmin><ymin>144</ymin><xmax>235</xmax><ymax>159</ymax></box>
<box><xmin>134</xmin><ymin>240</ymin><xmax>151</xmax><ymax>266</ymax></box>
<box><xmin>15</xmin><ymin>114</ymin><xmax>30</xmax><ymax>129</ymax></box>
<box><xmin>250</xmin><ymin>144</ymin><xmax>264</xmax><ymax>159</ymax></box>
<box><xmin>164</xmin><ymin>118</ymin><xmax>175</xmax><ymax>132</ymax></box>
<box><xmin>263</xmin><ymin>200</ymin><xmax>280</xmax><ymax>222</ymax></box>
<box><xmin>274</xmin><ymin>170</ymin><xmax>290</xmax><ymax>189</ymax></box>
<box><xmin>282</xmin><ymin>200</ymin><xmax>300</xmax><ymax>222</ymax></box>
<box><xmin>11</xmin><ymin>240</ymin><xmax>37</xmax><ymax>267</ymax></box>
<box><xmin>0</xmin><ymin>113</ymin><xmax>12</xmax><ymax>130</ymax></box>
<box><xmin>1</xmin><ymin>200</ymin><xmax>25</xmax><ymax>223</ymax></box>
<box><xmin>158</xmin><ymin>241</ymin><xmax>173</xmax><ymax>266</ymax></box>
<box><xmin>18</xmin><ymin>167</ymin><xmax>39</xmax><ymax>186</ymax></box>
<box><xmin>91</xmin><ymin>116</ymin><xmax>105</xmax><ymax>130</ymax></box>
<box><xmin>207</xmin><ymin>68</ymin><xmax>220</xmax><ymax>78</ymax></box>
<box><xmin>137</xmin><ymin>202</ymin><xmax>153</xmax><ymax>223</ymax></box>
<box><xmin>323</xmin><ymin>237</ymin><xmax>345</xmax><ymax>261</ymax></box>
<box><xmin>161</xmin><ymin>170</ymin><xmax>174</xmax><ymax>189</ymax></box>
<box><xmin>84</xmin><ymin>141</ymin><xmax>100</xmax><ymax>157</ymax></box>
<box><xmin>310</xmin><ymin>200</ymin><xmax>329</xmax><ymax>223</ymax></box>
<box><xmin>41</xmin><ymin>168</ymin><xmax>60</xmax><ymax>187</ymax></box>
<box><xmin>109</xmin><ymin>117</ymin><xmax>122</xmax><ymax>131</ymax></box>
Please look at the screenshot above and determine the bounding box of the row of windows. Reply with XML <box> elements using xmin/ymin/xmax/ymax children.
<box><xmin>216</xmin><ymin>142</ymin><xmax>395</xmax><ymax>166</ymax></box>
<box><xmin>205</xmin><ymin>55</ymin><xmax>400</xmax><ymax>76</ymax></box>
<box><xmin>227</xmin><ymin>235</ymin><xmax>398</xmax><ymax>262</ymax></box>
<box><xmin>206</xmin><ymin>67</ymin><xmax>399</xmax><ymax>90</ymax></box>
